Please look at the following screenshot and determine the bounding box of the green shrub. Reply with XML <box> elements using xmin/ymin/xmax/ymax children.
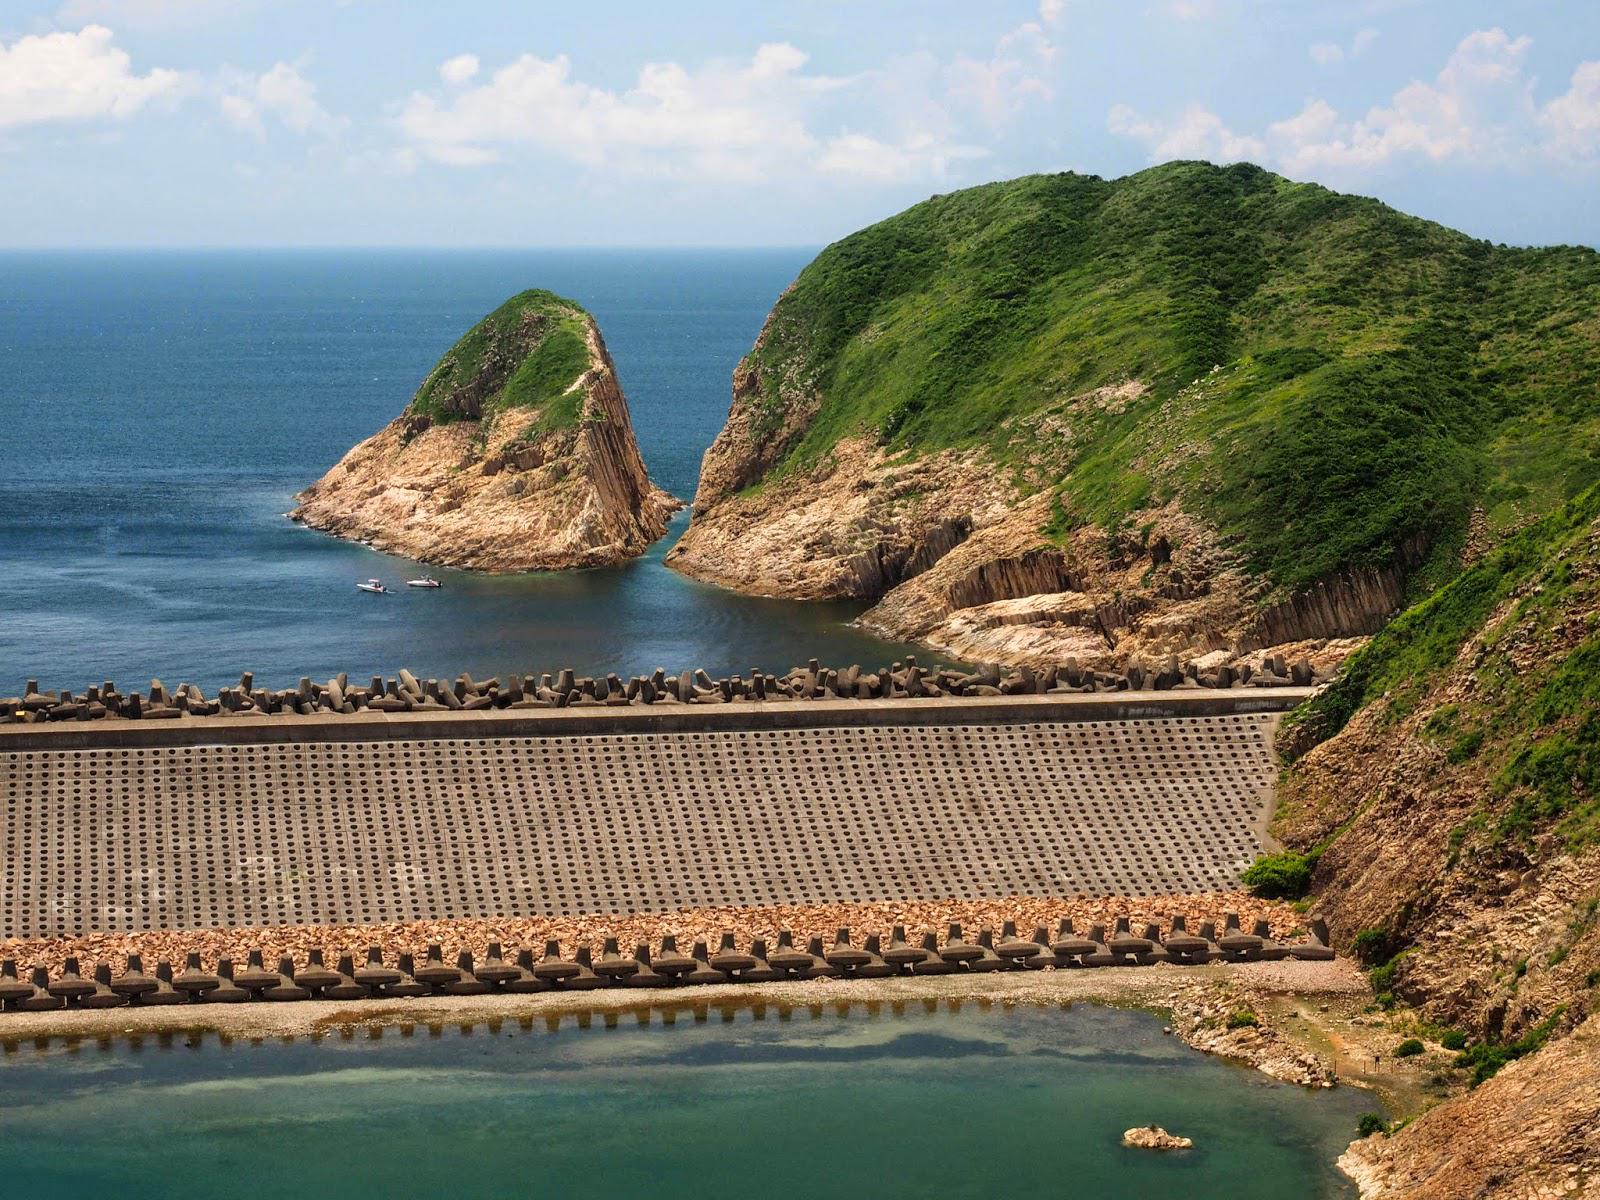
<box><xmin>1452</xmin><ymin>1009</ymin><xmax>1564</xmax><ymax>1085</ymax></box>
<box><xmin>408</xmin><ymin>290</ymin><xmax>592</xmax><ymax>427</ymax></box>
<box><xmin>1226</xmin><ymin>1009</ymin><xmax>1259</xmax><ymax>1030</ymax></box>
<box><xmin>1394</xmin><ymin>1038</ymin><xmax>1425</xmax><ymax>1058</ymax></box>
<box><xmin>1241</xmin><ymin>850</ymin><xmax>1316</xmax><ymax>899</ymax></box>
<box><xmin>1351</xmin><ymin>928</ymin><xmax>1393</xmax><ymax>964</ymax></box>
<box><xmin>1356</xmin><ymin>1113</ymin><xmax>1389</xmax><ymax>1138</ymax></box>
<box><xmin>1440</xmin><ymin>1030</ymin><xmax>1467</xmax><ymax>1051</ymax></box>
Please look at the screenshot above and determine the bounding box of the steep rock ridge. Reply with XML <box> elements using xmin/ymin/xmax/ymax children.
<box><xmin>1277</xmin><ymin>486</ymin><xmax>1600</xmax><ymax>1046</ymax></box>
<box><xmin>1273</xmin><ymin>486</ymin><xmax>1600</xmax><ymax>1195</ymax></box>
<box><xmin>293</xmin><ymin>290</ymin><xmax>677</xmax><ymax>571</ymax></box>
<box><xmin>670</xmin><ymin>162</ymin><xmax>1600</xmax><ymax>669</ymax></box>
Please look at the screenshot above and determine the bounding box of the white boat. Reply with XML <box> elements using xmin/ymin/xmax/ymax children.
<box><xmin>356</xmin><ymin>579</ymin><xmax>387</xmax><ymax>594</ymax></box>
<box><xmin>406</xmin><ymin>576</ymin><xmax>442</xmax><ymax>589</ymax></box>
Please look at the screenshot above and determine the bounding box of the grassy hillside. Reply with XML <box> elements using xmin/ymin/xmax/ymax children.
<box><xmin>743</xmin><ymin>162</ymin><xmax>1600</xmax><ymax>599</ymax></box>
<box><xmin>408</xmin><ymin>289</ymin><xmax>593</xmax><ymax>429</ymax></box>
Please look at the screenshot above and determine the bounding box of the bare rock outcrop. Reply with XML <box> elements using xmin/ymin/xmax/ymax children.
<box><xmin>293</xmin><ymin>292</ymin><xmax>676</xmax><ymax>571</ymax></box>
<box><xmin>1338</xmin><ymin>1014</ymin><xmax>1600</xmax><ymax>1199</ymax></box>
<box><xmin>671</xmin><ymin>395</ymin><xmax>1381</xmax><ymax>671</ymax></box>
<box><xmin>670</xmin><ymin>276</ymin><xmax>1406</xmax><ymax>673</ymax></box>
<box><xmin>1122</xmin><ymin>1126</ymin><xmax>1194</xmax><ymax>1151</ymax></box>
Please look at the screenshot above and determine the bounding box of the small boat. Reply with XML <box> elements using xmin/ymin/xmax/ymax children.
<box><xmin>406</xmin><ymin>577</ymin><xmax>442</xmax><ymax>589</ymax></box>
<box><xmin>356</xmin><ymin>579</ymin><xmax>387</xmax><ymax>594</ymax></box>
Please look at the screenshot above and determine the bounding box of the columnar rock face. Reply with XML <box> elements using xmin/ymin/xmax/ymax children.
<box><xmin>293</xmin><ymin>290</ymin><xmax>677</xmax><ymax>571</ymax></box>
<box><xmin>670</xmin><ymin>163</ymin><xmax>1600</xmax><ymax>671</ymax></box>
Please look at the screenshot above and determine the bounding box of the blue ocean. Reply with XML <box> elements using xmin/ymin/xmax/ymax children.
<box><xmin>0</xmin><ymin>250</ymin><xmax>924</xmax><ymax>690</ymax></box>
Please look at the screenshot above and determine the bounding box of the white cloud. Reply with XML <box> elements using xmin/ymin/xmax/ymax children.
<box><xmin>1310</xmin><ymin>26</ymin><xmax>1378</xmax><ymax>67</ymax></box>
<box><xmin>220</xmin><ymin>62</ymin><xmax>340</xmax><ymax>138</ymax></box>
<box><xmin>1541</xmin><ymin>61</ymin><xmax>1600</xmax><ymax>162</ymax></box>
<box><xmin>1112</xmin><ymin>28</ymin><xmax>1600</xmax><ymax>175</ymax></box>
<box><xmin>1038</xmin><ymin>0</ymin><xmax>1068</xmax><ymax>24</ymax></box>
<box><xmin>0</xmin><ymin>25</ymin><xmax>182</xmax><ymax>130</ymax></box>
<box><xmin>817</xmin><ymin>131</ymin><xmax>986</xmax><ymax>181</ymax></box>
<box><xmin>1107</xmin><ymin>102</ymin><xmax>1266</xmax><ymax>163</ymax></box>
<box><xmin>1166</xmin><ymin>0</ymin><xmax>1218</xmax><ymax>20</ymax></box>
<box><xmin>397</xmin><ymin>44</ymin><xmax>828</xmax><ymax>177</ymax></box>
<box><xmin>947</xmin><ymin>20</ymin><xmax>1056</xmax><ymax>123</ymax></box>
<box><xmin>439</xmin><ymin>54</ymin><xmax>479</xmax><ymax>86</ymax></box>
<box><xmin>1272</xmin><ymin>28</ymin><xmax>1536</xmax><ymax>171</ymax></box>
<box><xmin>396</xmin><ymin>42</ymin><xmax>983</xmax><ymax>184</ymax></box>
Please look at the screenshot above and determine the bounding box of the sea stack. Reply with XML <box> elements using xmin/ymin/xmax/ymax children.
<box><xmin>292</xmin><ymin>289</ymin><xmax>678</xmax><ymax>571</ymax></box>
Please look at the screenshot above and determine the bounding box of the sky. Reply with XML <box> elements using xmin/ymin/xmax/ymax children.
<box><xmin>1</xmin><ymin>0</ymin><xmax>1598</xmax><ymax>248</ymax></box>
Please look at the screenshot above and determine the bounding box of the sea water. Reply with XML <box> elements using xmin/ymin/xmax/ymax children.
<box><xmin>0</xmin><ymin>249</ymin><xmax>927</xmax><ymax>688</ymax></box>
<box><xmin>0</xmin><ymin>1001</ymin><xmax>1374</xmax><ymax>1198</ymax></box>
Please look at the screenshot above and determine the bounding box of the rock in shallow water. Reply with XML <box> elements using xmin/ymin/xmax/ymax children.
<box><xmin>1122</xmin><ymin>1125</ymin><xmax>1194</xmax><ymax>1151</ymax></box>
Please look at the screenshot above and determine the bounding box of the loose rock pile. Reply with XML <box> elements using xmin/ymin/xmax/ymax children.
<box><xmin>0</xmin><ymin>914</ymin><xmax>1336</xmax><ymax>1014</ymax></box>
<box><xmin>1</xmin><ymin>654</ymin><xmax>1322</xmax><ymax>723</ymax></box>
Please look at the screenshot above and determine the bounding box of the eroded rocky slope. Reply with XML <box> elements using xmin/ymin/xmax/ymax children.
<box><xmin>1274</xmin><ymin>486</ymin><xmax>1600</xmax><ymax>1197</ymax></box>
<box><xmin>1339</xmin><ymin>1014</ymin><xmax>1599</xmax><ymax>1199</ymax></box>
<box><xmin>293</xmin><ymin>290</ymin><xmax>676</xmax><ymax>571</ymax></box>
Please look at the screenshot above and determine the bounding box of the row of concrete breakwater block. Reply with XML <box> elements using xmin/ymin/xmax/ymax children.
<box><xmin>2</xmin><ymin>654</ymin><xmax>1323</xmax><ymax>723</ymax></box>
<box><xmin>0</xmin><ymin>915</ymin><xmax>1336</xmax><ymax>1012</ymax></box>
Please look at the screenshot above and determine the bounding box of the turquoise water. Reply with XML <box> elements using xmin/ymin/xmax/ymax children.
<box><xmin>0</xmin><ymin>250</ymin><xmax>924</xmax><ymax>689</ymax></box>
<box><xmin>0</xmin><ymin>1001</ymin><xmax>1372</xmax><ymax>1198</ymax></box>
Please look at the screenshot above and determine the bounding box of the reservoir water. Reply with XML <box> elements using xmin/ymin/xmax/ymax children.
<box><xmin>0</xmin><ymin>249</ymin><xmax>924</xmax><ymax>689</ymax></box>
<box><xmin>0</xmin><ymin>1001</ymin><xmax>1373</xmax><ymax>1199</ymax></box>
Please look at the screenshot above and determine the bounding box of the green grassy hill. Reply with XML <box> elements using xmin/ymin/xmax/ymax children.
<box><xmin>408</xmin><ymin>289</ymin><xmax>593</xmax><ymax>431</ymax></box>
<box><xmin>742</xmin><ymin>162</ymin><xmax>1600</xmax><ymax>600</ymax></box>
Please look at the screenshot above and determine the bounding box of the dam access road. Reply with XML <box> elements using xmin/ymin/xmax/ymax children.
<box><xmin>1</xmin><ymin>690</ymin><xmax>1310</xmax><ymax>941</ymax></box>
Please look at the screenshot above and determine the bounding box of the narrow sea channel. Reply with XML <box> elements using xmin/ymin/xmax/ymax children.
<box><xmin>0</xmin><ymin>1000</ymin><xmax>1374</xmax><ymax>1198</ymax></box>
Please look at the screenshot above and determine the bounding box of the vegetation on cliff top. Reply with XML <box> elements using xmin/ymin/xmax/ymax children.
<box><xmin>742</xmin><ymin>162</ymin><xmax>1600</xmax><ymax>598</ymax></box>
<box><xmin>408</xmin><ymin>289</ymin><xmax>593</xmax><ymax>430</ymax></box>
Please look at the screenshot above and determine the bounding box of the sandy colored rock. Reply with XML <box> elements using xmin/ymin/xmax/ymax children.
<box><xmin>1338</xmin><ymin>1014</ymin><xmax>1600</xmax><ymax>1199</ymax></box>
<box><xmin>1</xmin><ymin>891</ymin><xmax>1303</xmax><ymax>981</ymax></box>
<box><xmin>1122</xmin><ymin>1126</ymin><xmax>1194</xmax><ymax>1151</ymax></box>
<box><xmin>293</xmin><ymin>299</ymin><xmax>677</xmax><ymax>571</ymax></box>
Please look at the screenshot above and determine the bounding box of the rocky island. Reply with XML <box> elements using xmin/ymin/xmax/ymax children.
<box><xmin>293</xmin><ymin>289</ymin><xmax>677</xmax><ymax>571</ymax></box>
<box><xmin>670</xmin><ymin>162</ymin><xmax>1600</xmax><ymax>677</ymax></box>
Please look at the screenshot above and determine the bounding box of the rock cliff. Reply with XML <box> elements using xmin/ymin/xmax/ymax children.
<box><xmin>293</xmin><ymin>290</ymin><xmax>677</xmax><ymax>571</ymax></box>
<box><xmin>1275</xmin><ymin>485</ymin><xmax>1600</xmax><ymax>1197</ymax></box>
<box><xmin>670</xmin><ymin>163</ymin><xmax>1600</xmax><ymax>672</ymax></box>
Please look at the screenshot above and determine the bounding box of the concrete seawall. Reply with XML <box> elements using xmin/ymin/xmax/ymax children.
<box><xmin>0</xmin><ymin>691</ymin><xmax>1308</xmax><ymax>941</ymax></box>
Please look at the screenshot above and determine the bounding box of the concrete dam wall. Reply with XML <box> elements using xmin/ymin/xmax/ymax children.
<box><xmin>0</xmin><ymin>694</ymin><xmax>1302</xmax><ymax>940</ymax></box>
